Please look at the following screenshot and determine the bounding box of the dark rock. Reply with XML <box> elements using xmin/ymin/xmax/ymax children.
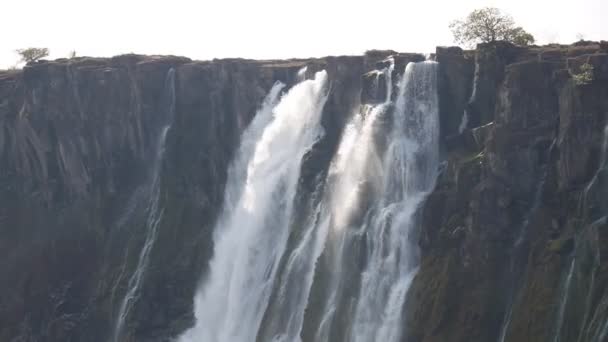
<box><xmin>404</xmin><ymin>41</ymin><xmax>608</xmax><ymax>342</ymax></box>
<box><xmin>436</xmin><ymin>46</ymin><xmax>474</xmax><ymax>138</ymax></box>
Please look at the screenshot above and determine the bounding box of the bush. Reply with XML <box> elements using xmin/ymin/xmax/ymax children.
<box><xmin>572</xmin><ymin>63</ymin><xmax>594</xmax><ymax>86</ymax></box>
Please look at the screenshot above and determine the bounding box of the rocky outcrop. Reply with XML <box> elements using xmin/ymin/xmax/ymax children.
<box><xmin>405</xmin><ymin>41</ymin><xmax>608</xmax><ymax>342</ymax></box>
<box><xmin>436</xmin><ymin>46</ymin><xmax>474</xmax><ymax>138</ymax></box>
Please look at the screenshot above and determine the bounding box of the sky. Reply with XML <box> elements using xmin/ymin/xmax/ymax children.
<box><xmin>2</xmin><ymin>0</ymin><xmax>607</xmax><ymax>68</ymax></box>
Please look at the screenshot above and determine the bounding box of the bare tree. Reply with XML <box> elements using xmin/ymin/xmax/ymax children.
<box><xmin>450</xmin><ymin>8</ymin><xmax>535</xmax><ymax>47</ymax></box>
<box><xmin>15</xmin><ymin>48</ymin><xmax>49</xmax><ymax>64</ymax></box>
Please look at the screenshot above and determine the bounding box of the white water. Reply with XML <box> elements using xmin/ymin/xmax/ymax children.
<box><xmin>182</xmin><ymin>60</ymin><xmax>439</xmax><ymax>342</ymax></box>
<box><xmin>600</xmin><ymin>125</ymin><xmax>608</xmax><ymax>168</ymax></box>
<box><xmin>180</xmin><ymin>71</ymin><xmax>328</xmax><ymax>342</ymax></box>
<box><xmin>297</xmin><ymin>66</ymin><xmax>308</xmax><ymax>81</ymax></box>
<box><xmin>584</xmin><ymin>125</ymin><xmax>608</xmax><ymax>197</ymax></box>
<box><xmin>349</xmin><ymin>61</ymin><xmax>439</xmax><ymax>342</ymax></box>
<box><xmin>113</xmin><ymin>68</ymin><xmax>176</xmax><ymax>342</ymax></box>
<box><xmin>460</xmin><ymin>58</ymin><xmax>481</xmax><ymax>133</ymax></box>
<box><xmin>458</xmin><ymin>110</ymin><xmax>469</xmax><ymax>133</ymax></box>
<box><xmin>307</xmin><ymin>61</ymin><xmax>396</xmax><ymax>342</ymax></box>
<box><xmin>294</xmin><ymin>61</ymin><xmax>438</xmax><ymax>342</ymax></box>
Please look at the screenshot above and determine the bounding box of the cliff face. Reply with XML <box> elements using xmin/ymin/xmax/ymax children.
<box><xmin>406</xmin><ymin>41</ymin><xmax>608</xmax><ymax>342</ymax></box>
<box><xmin>0</xmin><ymin>41</ymin><xmax>607</xmax><ymax>342</ymax></box>
<box><xmin>0</xmin><ymin>55</ymin><xmax>287</xmax><ymax>341</ymax></box>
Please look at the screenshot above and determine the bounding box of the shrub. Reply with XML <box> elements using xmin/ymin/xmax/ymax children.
<box><xmin>572</xmin><ymin>63</ymin><xmax>594</xmax><ymax>86</ymax></box>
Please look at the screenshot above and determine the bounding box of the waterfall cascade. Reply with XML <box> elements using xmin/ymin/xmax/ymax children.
<box><xmin>180</xmin><ymin>71</ymin><xmax>329</xmax><ymax>342</ymax></box>
<box><xmin>181</xmin><ymin>61</ymin><xmax>440</xmax><ymax>342</ymax></box>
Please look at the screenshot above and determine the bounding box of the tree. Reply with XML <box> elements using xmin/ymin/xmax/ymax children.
<box><xmin>450</xmin><ymin>8</ymin><xmax>535</xmax><ymax>47</ymax></box>
<box><xmin>506</xmin><ymin>27</ymin><xmax>535</xmax><ymax>46</ymax></box>
<box><xmin>15</xmin><ymin>47</ymin><xmax>49</xmax><ymax>64</ymax></box>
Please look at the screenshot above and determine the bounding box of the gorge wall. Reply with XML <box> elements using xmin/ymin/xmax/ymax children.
<box><xmin>0</xmin><ymin>41</ymin><xmax>607</xmax><ymax>342</ymax></box>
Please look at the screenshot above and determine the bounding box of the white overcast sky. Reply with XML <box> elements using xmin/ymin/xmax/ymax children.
<box><xmin>1</xmin><ymin>0</ymin><xmax>607</xmax><ymax>68</ymax></box>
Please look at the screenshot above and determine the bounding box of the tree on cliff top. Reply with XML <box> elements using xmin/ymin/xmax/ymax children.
<box><xmin>450</xmin><ymin>8</ymin><xmax>535</xmax><ymax>47</ymax></box>
<box><xmin>15</xmin><ymin>48</ymin><xmax>49</xmax><ymax>64</ymax></box>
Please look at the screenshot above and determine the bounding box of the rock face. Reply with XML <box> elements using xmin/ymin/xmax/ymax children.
<box><xmin>405</xmin><ymin>41</ymin><xmax>608</xmax><ymax>342</ymax></box>
<box><xmin>0</xmin><ymin>41</ymin><xmax>607</xmax><ymax>342</ymax></box>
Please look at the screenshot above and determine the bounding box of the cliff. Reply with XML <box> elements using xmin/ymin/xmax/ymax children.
<box><xmin>0</xmin><ymin>41</ymin><xmax>607</xmax><ymax>342</ymax></box>
<box><xmin>407</xmin><ymin>41</ymin><xmax>608</xmax><ymax>342</ymax></box>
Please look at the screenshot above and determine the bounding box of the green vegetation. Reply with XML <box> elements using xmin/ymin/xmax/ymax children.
<box><xmin>450</xmin><ymin>7</ymin><xmax>535</xmax><ymax>47</ymax></box>
<box><xmin>572</xmin><ymin>63</ymin><xmax>594</xmax><ymax>86</ymax></box>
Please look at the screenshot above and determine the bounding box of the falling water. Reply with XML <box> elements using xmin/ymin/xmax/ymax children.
<box><xmin>112</xmin><ymin>68</ymin><xmax>176</xmax><ymax>341</ymax></box>
<box><xmin>459</xmin><ymin>60</ymin><xmax>480</xmax><ymax>133</ymax></box>
<box><xmin>180</xmin><ymin>71</ymin><xmax>329</xmax><ymax>342</ymax></box>
<box><xmin>258</xmin><ymin>59</ymin><xmax>393</xmax><ymax>342</ymax></box>
<box><xmin>458</xmin><ymin>110</ymin><xmax>469</xmax><ymax>133</ymax></box>
<box><xmin>182</xmin><ymin>60</ymin><xmax>439</xmax><ymax>342</ymax></box>
<box><xmin>600</xmin><ymin>125</ymin><xmax>608</xmax><ymax>168</ymax></box>
<box><xmin>306</xmin><ymin>61</ymin><xmax>395</xmax><ymax>342</ymax></box>
<box><xmin>583</xmin><ymin>125</ymin><xmax>608</xmax><ymax>200</ymax></box>
<box><xmin>297</xmin><ymin>66</ymin><xmax>308</xmax><ymax>81</ymax></box>
<box><xmin>349</xmin><ymin>61</ymin><xmax>439</xmax><ymax>342</ymax></box>
<box><xmin>305</xmin><ymin>61</ymin><xmax>439</xmax><ymax>342</ymax></box>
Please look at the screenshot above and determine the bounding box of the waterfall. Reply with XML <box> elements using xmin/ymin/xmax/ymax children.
<box><xmin>283</xmin><ymin>60</ymin><xmax>437</xmax><ymax>342</ymax></box>
<box><xmin>297</xmin><ymin>66</ymin><xmax>308</xmax><ymax>81</ymax></box>
<box><xmin>459</xmin><ymin>59</ymin><xmax>480</xmax><ymax>133</ymax></box>
<box><xmin>600</xmin><ymin>125</ymin><xmax>608</xmax><ymax>168</ymax></box>
<box><xmin>258</xmin><ymin>60</ymin><xmax>398</xmax><ymax>342</ymax></box>
<box><xmin>584</xmin><ymin>125</ymin><xmax>608</xmax><ymax>198</ymax></box>
<box><xmin>113</xmin><ymin>68</ymin><xmax>176</xmax><ymax>341</ymax></box>
<box><xmin>182</xmin><ymin>60</ymin><xmax>439</xmax><ymax>342</ymax></box>
<box><xmin>349</xmin><ymin>61</ymin><xmax>439</xmax><ymax>342</ymax></box>
<box><xmin>458</xmin><ymin>110</ymin><xmax>469</xmax><ymax>133</ymax></box>
<box><xmin>180</xmin><ymin>71</ymin><xmax>329</xmax><ymax>342</ymax></box>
